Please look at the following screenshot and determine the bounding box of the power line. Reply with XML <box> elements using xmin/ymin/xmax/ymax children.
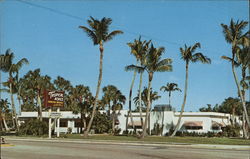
<box><xmin>16</xmin><ymin>0</ymin><xmax>182</xmax><ymax>46</ymax></box>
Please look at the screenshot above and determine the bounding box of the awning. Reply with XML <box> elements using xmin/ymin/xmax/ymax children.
<box><xmin>128</xmin><ymin>121</ymin><xmax>142</xmax><ymax>126</ymax></box>
<box><xmin>212</xmin><ymin>121</ymin><xmax>226</xmax><ymax>127</ymax></box>
<box><xmin>183</xmin><ymin>121</ymin><xmax>203</xmax><ymax>127</ymax></box>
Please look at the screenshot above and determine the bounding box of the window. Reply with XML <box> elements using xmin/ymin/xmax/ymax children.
<box><xmin>60</xmin><ymin>120</ymin><xmax>68</xmax><ymax>127</ymax></box>
<box><xmin>185</xmin><ymin>126</ymin><xmax>203</xmax><ymax>130</ymax></box>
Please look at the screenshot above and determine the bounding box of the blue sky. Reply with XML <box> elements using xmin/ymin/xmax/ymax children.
<box><xmin>1</xmin><ymin>0</ymin><xmax>249</xmax><ymax>112</ymax></box>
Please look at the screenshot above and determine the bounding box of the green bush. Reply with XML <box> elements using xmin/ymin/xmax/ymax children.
<box><xmin>19</xmin><ymin>119</ymin><xmax>48</xmax><ymax>136</ymax></box>
<box><xmin>222</xmin><ymin>125</ymin><xmax>241</xmax><ymax>137</ymax></box>
<box><xmin>91</xmin><ymin>112</ymin><xmax>112</xmax><ymax>134</ymax></box>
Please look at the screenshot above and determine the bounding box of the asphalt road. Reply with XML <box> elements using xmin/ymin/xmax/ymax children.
<box><xmin>1</xmin><ymin>139</ymin><xmax>250</xmax><ymax>159</ymax></box>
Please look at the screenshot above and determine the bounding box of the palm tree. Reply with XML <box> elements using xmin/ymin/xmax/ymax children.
<box><xmin>102</xmin><ymin>85</ymin><xmax>117</xmax><ymax>117</ymax></box>
<box><xmin>171</xmin><ymin>43</ymin><xmax>211</xmax><ymax>137</ymax></box>
<box><xmin>111</xmin><ymin>89</ymin><xmax>126</xmax><ymax>134</ymax></box>
<box><xmin>160</xmin><ymin>83</ymin><xmax>181</xmax><ymax>107</ymax></box>
<box><xmin>5</xmin><ymin>51</ymin><xmax>29</xmax><ymax>131</ymax></box>
<box><xmin>237</xmin><ymin>43</ymin><xmax>249</xmax><ymax>138</ymax></box>
<box><xmin>221</xmin><ymin>19</ymin><xmax>250</xmax><ymax>129</ymax></box>
<box><xmin>23</xmin><ymin>69</ymin><xmax>54</xmax><ymax>121</ymax></box>
<box><xmin>69</xmin><ymin>85</ymin><xmax>93</xmax><ymax>133</ymax></box>
<box><xmin>127</xmin><ymin>44</ymin><xmax>172</xmax><ymax>138</ymax></box>
<box><xmin>102</xmin><ymin>85</ymin><xmax>126</xmax><ymax>134</ymax></box>
<box><xmin>79</xmin><ymin>16</ymin><xmax>123</xmax><ymax>137</ymax></box>
<box><xmin>126</xmin><ymin>37</ymin><xmax>151</xmax><ymax>130</ymax></box>
<box><xmin>133</xmin><ymin>87</ymin><xmax>161</xmax><ymax>111</ymax></box>
<box><xmin>0</xmin><ymin>49</ymin><xmax>13</xmax><ymax>101</ymax></box>
<box><xmin>160</xmin><ymin>83</ymin><xmax>181</xmax><ymax>136</ymax></box>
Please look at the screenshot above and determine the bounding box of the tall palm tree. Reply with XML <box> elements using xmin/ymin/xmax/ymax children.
<box><xmin>5</xmin><ymin>51</ymin><xmax>29</xmax><ymax>131</ymax></box>
<box><xmin>237</xmin><ymin>43</ymin><xmax>249</xmax><ymax>138</ymax></box>
<box><xmin>79</xmin><ymin>16</ymin><xmax>123</xmax><ymax>137</ymax></box>
<box><xmin>127</xmin><ymin>44</ymin><xmax>172</xmax><ymax>138</ymax></box>
<box><xmin>126</xmin><ymin>37</ymin><xmax>151</xmax><ymax>130</ymax></box>
<box><xmin>221</xmin><ymin>19</ymin><xmax>250</xmax><ymax>129</ymax></box>
<box><xmin>160</xmin><ymin>83</ymin><xmax>181</xmax><ymax>107</ymax></box>
<box><xmin>171</xmin><ymin>43</ymin><xmax>211</xmax><ymax>137</ymax></box>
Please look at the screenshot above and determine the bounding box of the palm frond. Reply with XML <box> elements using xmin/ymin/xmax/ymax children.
<box><xmin>105</xmin><ymin>30</ymin><xmax>123</xmax><ymax>42</ymax></box>
<box><xmin>192</xmin><ymin>53</ymin><xmax>211</xmax><ymax>64</ymax></box>
<box><xmin>125</xmin><ymin>65</ymin><xmax>145</xmax><ymax>73</ymax></box>
<box><xmin>79</xmin><ymin>25</ymin><xmax>98</xmax><ymax>45</ymax></box>
<box><xmin>221</xmin><ymin>55</ymin><xmax>239</xmax><ymax>66</ymax></box>
<box><xmin>190</xmin><ymin>42</ymin><xmax>201</xmax><ymax>53</ymax></box>
<box><xmin>155</xmin><ymin>65</ymin><xmax>172</xmax><ymax>72</ymax></box>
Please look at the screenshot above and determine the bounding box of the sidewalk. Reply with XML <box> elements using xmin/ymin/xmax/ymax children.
<box><xmin>3</xmin><ymin>136</ymin><xmax>250</xmax><ymax>151</ymax></box>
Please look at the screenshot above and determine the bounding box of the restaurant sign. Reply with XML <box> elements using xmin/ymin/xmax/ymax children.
<box><xmin>44</xmin><ymin>90</ymin><xmax>64</xmax><ymax>107</ymax></box>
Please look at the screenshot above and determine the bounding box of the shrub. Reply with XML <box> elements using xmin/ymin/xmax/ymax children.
<box><xmin>19</xmin><ymin>119</ymin><xmax>48</xmax><ymax>136</ymax></box>
<box><xmin>91</xmin><ymin>112</ymin><xmax>112</xmax><ymax>134</ymax></box>
<box><xmin>222</xmin><ymin>125</ymin><xmax>241</xmax><ymax>137</ymax></box>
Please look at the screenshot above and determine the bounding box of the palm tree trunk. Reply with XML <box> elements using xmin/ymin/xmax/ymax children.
<box><xmin>0</xmin><ymin>71</ymin><xmax>2</xmax><ymax>101</ymax></box>
<box><xmin>84</xmin><ymin>43</ymin><xmax>103</xmax><ymax>137</ymax></box>
<box><xmin>126</xmin><ymin>70</ymin><xmax>137</xmax><ymax>132</ymax></box>
<box><xmin>169</xmin><ymin>92</ymin><xmax>171</xmax><ymax>107</ymax></box>
<box><xmin>231</xmin><ymin>56</ymin><xmax>250</xmax><ymax>128</ymax></box>
<box><xmin>37</xmin><ymin>93</ymin><xmax>43</xmax><ymax>122</ymax></box>
<box><xmin>112</xmin><ymin>111</ymin><xmax>115</xmax><ymax>134</ymax></box>
<box><xmin>2</xmin><ymin>114</ymin><xmax>9</xmax><ymax>131</ymax></box>
<box><xmin>161</xmin><ymin>107</ymin><xmax>164</xmax><ymax>136</ymax></box>
<box><xmin>138</xmin><ymin>72</ymin><xmax>144</xmax><ymax>128</ymax></box>
<box><xmin>242</xmin><ymin>111</ymin><xmax>248</xmax><ymax>139</ymax></box>
<box><xmin>142</xmin><ymin>73</ymin><xmax>153</xmax><ymax>138</ymax></box>
<box><xmin>9</xmin><ymin>82</ymin><xmax>19</xmax><ymax>131</ymax></box>
<box><xmin>241</xmin><ymin>69</ymin><xmax>249</xmax><ymax>139</ymax></box>
<box><xmin>171</xmin><ymin>62</ymin><xmax>189</xmax><ymax>137</ymax></box>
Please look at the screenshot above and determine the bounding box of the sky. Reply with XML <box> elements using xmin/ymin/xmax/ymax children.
<box><xmin>0</xmin><ymin>0</ymin><xmax>249</xmax><ymax>112</ymax></box>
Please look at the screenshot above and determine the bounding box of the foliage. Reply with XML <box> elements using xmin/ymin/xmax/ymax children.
<box><xmin>91</xmin><ymin>112</ymin><xmax>112</xmax><ymax>134</ymax></box>
<box><xmin>221</xmin><ymin>125</ymin><xmax>241</xmax><ymax>137</ymax></box>
<box><xmin>199</xmin><ymin>97</ymin><xmax>250</xmax><ymax>116</ymax></box>
<box><xmin>151</xmin><ymin>123</ymin><xmax>163</xmax><ymax>136</ymax></box>
<box><xmin>19</xmin><ymin>119</ymin><xmax>48</xmax><ymax>136</ymax></box>
<box><xmin>133</xmin><ymin>87</ymin><xmax>161</xmax><ymax>111</ymax></box>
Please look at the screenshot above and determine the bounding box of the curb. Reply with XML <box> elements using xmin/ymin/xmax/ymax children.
<box><xmin>4</xmin><ymin>137</ymin><xmax>250</xmax><ymax>151</ymax></box>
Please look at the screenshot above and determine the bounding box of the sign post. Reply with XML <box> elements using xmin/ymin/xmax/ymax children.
<box><xmin>44</xmin><ymin>90</ymin><xmax>64</xmax><ymax>139</ymax></box>
<box><xmin>48</xmin><ymin>107</ymin><xmax>52</xmax><ymax>139</ymax></box>
<box><xmin>57</xmin><ymin>107</ymin><xmax>60</xmax><ymax>137</ymax></box>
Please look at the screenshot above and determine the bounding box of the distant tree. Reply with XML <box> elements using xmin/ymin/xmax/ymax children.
<box><xmin>79</xmin><ymin>16</ymin><xmax>123</xmax><ymax>137</ymax></box>
<box><xmin>160</xmin><ymin>82</ymin><xmax>181</xmax><ymax>107</ymax></box>
<box><xmin>199</xmin><ymin>104</ymin><xmax>213</xmax><ymax>112</ymax></box>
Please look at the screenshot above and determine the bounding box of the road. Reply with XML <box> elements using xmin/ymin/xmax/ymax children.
<box><xmin>1</xmin><ymin>139</ymin><xmax>250</xmax><ymax>159</ymax></box>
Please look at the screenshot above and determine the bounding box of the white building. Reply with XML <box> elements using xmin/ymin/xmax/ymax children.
<box><xmin>18</xmin><ymin>110</ymin><xmax>240</xmax><ymax>135</ymax></box>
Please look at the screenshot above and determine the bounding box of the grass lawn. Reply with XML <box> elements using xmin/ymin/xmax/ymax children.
<box><xmin>63</xmin><ymin>134</ymin><xmax>250</xmax><ymax>145</ymax></box>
